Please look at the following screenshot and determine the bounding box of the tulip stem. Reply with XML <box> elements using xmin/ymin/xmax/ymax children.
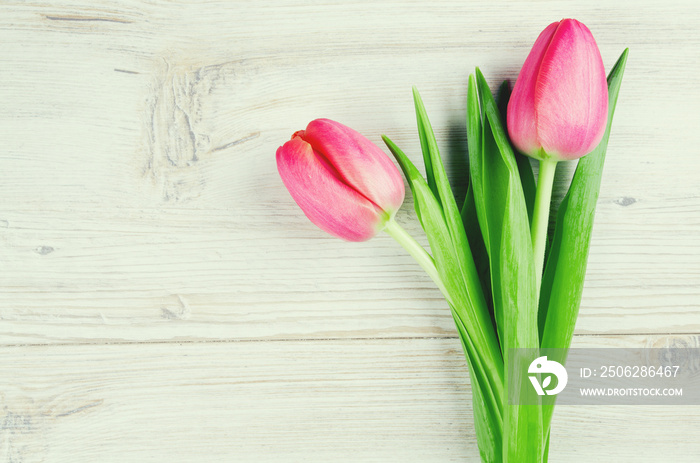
<box><xmin>383</xmin><ymin>218</ymin><xmax>450</xmax><ymax>302</ymax></box>
<box><xmin>532</xmin><ymin>159</ymin><xmax>558</xmax><ymax>299</ymax></box>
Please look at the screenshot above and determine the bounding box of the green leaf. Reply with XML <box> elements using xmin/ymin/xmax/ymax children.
<box><xmin>495</xmin><ymin>80</ymin><xmax>511</xmax><ymax>122</ymax></box>
<box><xmin>496</xmin><ymin>80</ymin><xmax>536</xmax><ymax>224</ymax></box>
<box><xmin>540</xmin><ymin>48</ymin><xmax>629</xmax><ymax>350</ymax></box>
<box><xmin>413</xmin><ymin>88</ymin><xmax>497</xmax><ymax>345</ymax></box>
<box><xmin>413</xmin><ymin>87</ymin><xmax>440</xmax><ymax>200</ymax></box>
<box><xmin>453</xmin><ymin>309</ymin><xmax>503</xmax><ymax>463</ymax></box>
<box><xmin>461</xmin><ymin>182</ymin><xmax>493</xmax><ymax>322</ymax></box>
<box><xmin>470</xmin><ymin>69</ymin><xmax>541</xmax><ymax>350</ymax></box>
<box><xmin>383</xmin><ymin>135</ymin><xmax>504</xmax><ymax>460</ymax></box>
<box><xmin>384</xmin><ymin>134</ymin><xmax>427</xmax><ymax>228</ymax></box>
<box><xmin>469</xmin><ymin>69</ymin><xmax>542</xmax><ymax>461</ymax></box>
<box><xmin>462</xmin><ymin>84</ymin><xmax>497</xmax><ymax>343</ymax></box>
<box><xmin>411</xmin><ymin>93</ymin><xmax>507</xmax><ymax>438</ymax></box>
<box><xmin>539</xmin><ymin>49</ymin><xmax>629</xmax><ymax>436</ymax></box>
<box><xmin>383</xmin><ymin>134</ymin><xmax>503</xmax><ymax>378</ymax></box>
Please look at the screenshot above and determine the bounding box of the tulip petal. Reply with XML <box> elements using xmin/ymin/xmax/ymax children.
<box><xmin>276</xmin><ymin>137</ymin><xmax>383</xmax><ymax>241</ymax></box>
<box><xmin>535</xmin><ymin>19</ymin><xmax>608</xmax><ymax>160</ymax></box>
<box><xmin>301</xmin><ymin>119</ymin><xmax>405</xmax><ymax>214</ymax></box>
<box><xmin>507</xmin><ymin>21</ymin><xmax>559</xmax><ymax>157</ymax></box>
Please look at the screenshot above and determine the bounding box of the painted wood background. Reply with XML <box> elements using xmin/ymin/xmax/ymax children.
<box><xmin>1</xmin><ymin>0</ymin><xmax>699</xmax><ymax>461</ymax></box>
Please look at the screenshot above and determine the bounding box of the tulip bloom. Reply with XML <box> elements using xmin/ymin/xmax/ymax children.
<box><xmin>507</xmin><ymin>19</ymin><xmax>609</xmax><ymax>295</ymax></box>
<box><xmin>276</xmin><ymin>118</ymin><xmax>405</xmax><ymax>241</ymax></box>
<box><xmin>507</xmin><ymin>18</ymin><xmax>608</xmax><ymax>161</ymax></box>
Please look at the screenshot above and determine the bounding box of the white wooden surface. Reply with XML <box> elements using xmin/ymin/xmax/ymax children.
<box><xmin>1</xmin><ymin>1</ymin><xmax>699</xmax><ymax>461</ymax></box>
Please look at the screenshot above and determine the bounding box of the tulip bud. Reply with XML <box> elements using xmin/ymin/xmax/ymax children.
<box><xmin>276</xmin><ymin>118</ymin><xmax>405</xmax><ymax>242</ymax></box>
<box><xmin>507</xmin><ymin>19</ymin><xmax>608</xmax><ymax>161</ymax></box>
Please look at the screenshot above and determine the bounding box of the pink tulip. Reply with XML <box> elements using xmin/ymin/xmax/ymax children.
<box><xmin>507</xmin><ymin>19</ymin><xmax>608</xmax><ymax>161</ymax></box>
<box><xmin>276</xmin><ymin>118</ymin><xmax>405</xmax><ymax>241</ymax></box>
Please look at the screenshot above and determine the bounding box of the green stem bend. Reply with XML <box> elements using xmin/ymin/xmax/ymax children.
<box><xmin>382</xmin><ymin>218</ymin><xmax>451</xmax><ymax>303</ymax></box>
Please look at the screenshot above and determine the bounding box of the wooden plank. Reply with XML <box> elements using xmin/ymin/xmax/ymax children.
<box><xmin>1</xmin><ymin>205</ymin><xmax>699</xmax><ymax>345</ymax></box>
<box><xmin>2</xmin><ymin>335</ymin><xmax>699</xmax><ymax>462</ymax></box>
<box><xmin>1</xmin><ymin>1</ymin><xmax>699</xmax><ymax>344</ymax></box>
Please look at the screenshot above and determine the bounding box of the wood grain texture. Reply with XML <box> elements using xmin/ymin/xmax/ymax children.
<box><xmin>2</xmin><ymin>335</ymin><xmax>700</xmax><ymax>463</ymax></box>
<box><xmin>1</xmin><ymin>0</ymin><xmax>699</xmax><ymax>461</ymax></box>
<box><xmin>1</xmin><ymin>0</ymin><xmax>699</xmax><ymax>344</ymax></box>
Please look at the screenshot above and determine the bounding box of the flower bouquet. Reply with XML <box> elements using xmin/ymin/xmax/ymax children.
<box><xmin>276</xmin><ymin>19</ymin><xmax>628</xmax><ymax>462</ymax></box>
